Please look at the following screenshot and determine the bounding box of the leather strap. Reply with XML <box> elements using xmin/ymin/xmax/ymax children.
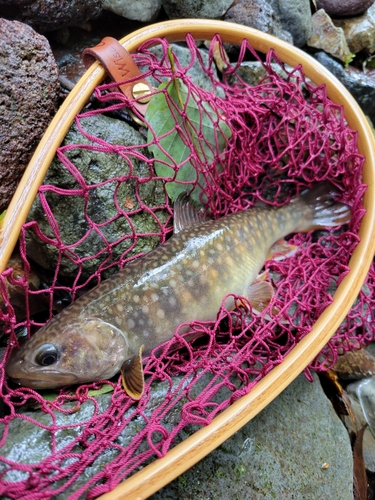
<box><xmin>82</xmin><ymin>36</ymin><xmax>152</xmax><ymax>116</ymax></box>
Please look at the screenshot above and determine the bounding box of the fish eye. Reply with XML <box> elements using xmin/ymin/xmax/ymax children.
<box><xmin>35</xmin><ymin>344</ymin><xmax>60</xmax><ymax>367</ymax></box>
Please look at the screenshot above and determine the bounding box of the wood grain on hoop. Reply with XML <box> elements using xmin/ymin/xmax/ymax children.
<box><xmin>0</xmin><ymin>19</ymin><xmax>374</xmax><ymax>500</ymax></box>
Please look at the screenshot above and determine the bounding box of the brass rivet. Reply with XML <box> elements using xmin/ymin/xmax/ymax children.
<box><xmin>132</xmin><ymin>83</ymin><xmax>152</xmax><ymax>104</ymax></box>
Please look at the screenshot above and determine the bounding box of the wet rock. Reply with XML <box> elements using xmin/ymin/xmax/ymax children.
<box><xmin>363</xmin><ymin>427</ymin><xmax>375</xmax><ymax>472</ymax></box>
<box><xmin>25</xmin><ymin>114</ymin><xmax>168</xmax><ymax>280</ymax></box>
<box><xmin>0</xmin><ymin>0</ymin><xmax>103</xmax><ymax>32</ymax></box>
<box><xmin>333</xmin><ymin>3</ymin><xmax>375</xmax><ymax>54</ymax></box>
<box><xmin>152</xmin><ymin>374</ymin><xmax>353</xmax><ymax>499</ymax></box>
<box><xmin>269</xmin><ymin>0</ymin><xmax>312</xmax><ymax>47</ymax></box>
<box><xmin>224</xmin><ymin>0</ymin><xmax>293</xmax><ymax>45</ymax></box>
<box><xmin>0</xmin><ymin>373</ymin><xmax>229</xmax><ymax>496</ymax></box>
<box><xmin>161</xmin><ymin>0</ymin><xmax>232</xmax><ymax>18</ymax></box>
<box><xmin>307</xmin><ymin>9</ymin><xmax>353</xmax><ymax>63</ymax></box>
<box><xmin>0</xmin><ymin>374</ymin><xmax>352</xmax><ymax>498</ymax></box>
<box><xmin>316</xmin><ymin>0</ymin><xmax>374</xmax><ymax>17</ymax></box>
<box><xmin>314</xmin><ymin>51</ymin><xmax>375</xmax><ymax>124</ymax></box>
<box><xmin>0</xmin><ymin>18</ymin><xmax>59</xmax><ymax>213</ymax></box>
<box><xmin>103</xmin><ymin>0</ymin><xmax>162</xmax><ymax>22</ymax></box>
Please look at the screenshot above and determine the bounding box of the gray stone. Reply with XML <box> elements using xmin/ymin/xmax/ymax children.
<box><xmin>103</xmin><ymin>0</ymin><xmax>162</xmax><ymax>22</ymax></box>
<box><xmin>228</xmin><ymin>61</ymin><xmax>293</xmax><ymax>86</ymax></box>
<box><xmin>224</xmin><ymin>0</ymin><xmax>294</xmax><ymax>46</ymax></box>
<box><xmin>0</xmin><ymin>0</ymin><xmax>103</xmax><ymax>32</ymax></box>
<box><xmin>314</xmin><ymin>51</ymin><xmax>375</xmax><ymax>124</ymax></box>
<box><xmin>161</xmin><ymin>0</ymin><xmax>233</xmax><ymax>19</ymax></box>
<box><xmin>269</xmin><ymin>0</ymin><xmax>312</xmax><ymax>47</ymax></box>
<box><xmin>25</xmin><ymin>114</ymin><xmax>168</xmax><ymax>280</ymax></box>
<box><xmin>0</xmin><ymin>19</ymin><xmax>59</xmax><ymax>213</ymax></box>
<box><xmin>0</xmin><ymin>372</ymin><xmax>231</xmax><ymax>497</ymax></box>
<box><xmin>0</xmin><ymin>373</ymin><xmax>352</xmax><ymax>499</ymax></box>
<box><xmin>151</xmin><ymin>374</ymin><xmax>353</xmax><ymax>500</ymax></box>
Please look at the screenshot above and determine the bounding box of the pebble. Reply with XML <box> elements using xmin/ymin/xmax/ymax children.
<box><xmin>307</xmin><ymin>9</ymin><xmax>353</xmax><ymax>63</ymax></box>
<box><xmin>316</xmin><ymin>0</ymin><xmax>375</xmax><ymax>17</ymax></box>
<box><xmin>333</xmin><ymin>3</ymin><xmax>375</xmax><ymax>54</ymax></box>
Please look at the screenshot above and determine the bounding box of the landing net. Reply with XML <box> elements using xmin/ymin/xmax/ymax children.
<box><xmin>0</xmin><ymin>35</ymin><xmax>372</xmax><ymax>499</ymax></box>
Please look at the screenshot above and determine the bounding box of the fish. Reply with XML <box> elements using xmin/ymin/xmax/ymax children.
<box><xmin>6</xmin><ymin>182</ymin><xmax>351</xmax><ymax>399</ymax></box>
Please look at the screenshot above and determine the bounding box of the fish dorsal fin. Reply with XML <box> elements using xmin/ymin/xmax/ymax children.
<box><xmin>121</xmin><ymin>345</ymin><xmax>144</xmax><ymax>400</ymax></box>
<box><xmin>173</xmin><ymin>193</ymin><xmax>208</xmax><ymax>234</ymax></box>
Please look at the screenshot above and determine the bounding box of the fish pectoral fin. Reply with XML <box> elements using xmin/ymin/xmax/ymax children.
<box><xmin>121</xmin><ymin>345</ymin><xmax>144</xmax><ymax>400</ymax></box>
<box><xmin>266</xmin><ymin>239</ymin><xmax>299</xmax><ymax>261</ymax></box>
<box><xmin>173</xmin><ymin>192</ymin><xmax>209</xmax><ymax>233</ymax></box>
<box><xmin>246</xmin><ymin>281</ymin><xmax>274</xmax><ymax>313</ymax></box>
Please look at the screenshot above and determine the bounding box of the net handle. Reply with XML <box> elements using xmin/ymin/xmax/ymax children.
<box><xmin>0</xmin><ymin>19</ymin><xmax>374</xmax><ymax>499</ymax></box>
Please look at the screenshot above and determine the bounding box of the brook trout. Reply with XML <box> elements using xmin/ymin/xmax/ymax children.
<box><xmin>6</xmin><ymin>183</ymin><xmax>351</xmax><ymax>398</ymax></box>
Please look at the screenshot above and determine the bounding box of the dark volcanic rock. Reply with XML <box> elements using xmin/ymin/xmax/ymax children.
<box><xmin>314</xmin><ymin>51</ymin><xmax>375</xmax><ymax>124</ymax></box>
<box><xmin>0</xmin><ymin>0</ymin><xmax>103</xmax><ymax>32</ymax></box>
<box><xmin>316</xmin><ymin>0</ymin><xmax>374</xmax><ymax>17</ymax></box>
<box><xmin>0</xmin><ymin>18</ymin><xmax>59</xmax><ymax>213</ymax></box>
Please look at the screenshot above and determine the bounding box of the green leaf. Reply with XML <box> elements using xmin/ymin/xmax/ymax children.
<box><xmin>87</xmin><ymin>384</ymin><xmax>114</xmax><ymax>397</ymax></box>
<box><xmin>0</xmin><ymin>211</ymin><xmax>5</xmax><ymax>225</ymax></box>
<box><xmin>146</xmin><ymin>79</ymin><xmax>232</xmax><ymax>203</ymax></box>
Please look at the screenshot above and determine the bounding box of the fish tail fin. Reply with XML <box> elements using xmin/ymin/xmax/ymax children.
<box><xmin>294</xmin><ymin>182</ymin><xmax>351</xmax><ymax>232</ymax></box>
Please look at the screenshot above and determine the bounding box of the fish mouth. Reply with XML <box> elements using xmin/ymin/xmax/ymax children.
<box><xmin>7</xmin><ymin>369</ymin><xmax>80</xmax><ymax>390</ymax></box>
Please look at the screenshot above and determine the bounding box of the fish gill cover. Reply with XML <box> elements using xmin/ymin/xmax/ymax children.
<box><xmin>0</xmin><ymin>34</ymin><xmax>373</xmax><ymax>498</ymax></box>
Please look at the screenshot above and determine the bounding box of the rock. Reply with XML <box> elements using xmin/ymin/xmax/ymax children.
<box><xmin>363</xmin><ymin>427</ymin><xmax>375</xmax><ymax>473</ymax></box>
<box><xmin>0</xmin><ymin>0</ymin><xmax>103</xmax><ymax>32</ymax></box>
<box><xmin>0</xmin><ymin>18</ymin><xmax>59</xmax><ymax>213</ymax></box>
<box><xmin>0</xmin><ymin>372</ymin><xmax>233</xmax><ymax>497</ymax></box>
<box><xmin>25</xmin><ymin>114</ymin><xmax>168</xmax><ymax>280</ymax></box>
<box><xmin>347</xmin><ymin>378</ymin><xmax>375</xmax><ymax>437</ymax></box>
<box><xmin>152</xmin><ymin>374</ymin><xmax>353</xmax><ymax>499</ymax></box>
<box><xmin>333</xmin><ymin>3</ymin><xmax>375</xmax><ymax>54</ymax></box>
<box><xmin>307</xmin><ymin>9</ymin><xmax>353</xmax><ymax>64</ymax></box>
<box><xmin>269</xmin><ymin>0</ymin><xmax>312</xmax><ymax>47</ymax></box>
<box><xmin>224</xmin><ymin>0</ymin><xmax>293</xmax><ymax>45</ymax></box>
<box><xmin>103</xmin><ymin>0</ymin><xmax>162</xmax><ymax>22</ymax></box>
<box><xmin>0</xmin><ymin>374</ymin><xmax>353</xmax><ymax>499</ymax></box>
<box><xmin>228</xmin><ymin>61</ymin><xmax>294</xmax><ymax>86</ymax></box>
<box><xmin>316</xmin><ymin>0</ymin><xmax>374</xmax><ymax>17</ymax></box>
<box><xmin>314</xmin><ymin>51</ymin><xmax>375</xmax><ymax>124</ymax></box>
<box><xmin>161</xmin><ymin>0</ymin><xmax>233</xmax><ymax>19</ymax></box>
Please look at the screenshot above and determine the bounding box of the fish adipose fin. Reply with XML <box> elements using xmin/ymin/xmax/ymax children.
<box><xmin>173</xmin><ymin>193</ymin><xmax>209</xmax><ymax>234</ymax></box>
<box><xmin>121</xmin><ymin>345</ymin><xmax>144</xmax><ymax>400</ymax></box>
<box><xmin>294</xmin><ymin>182</ymin><xmax>351</xmax><ymax>231</ymax></box>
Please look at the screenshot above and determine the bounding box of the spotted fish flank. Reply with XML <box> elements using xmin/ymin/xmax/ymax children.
<box><xmin>6</xmin><ymin>183</ymin><xmax>351</xmax><ymax>399</ymax></box>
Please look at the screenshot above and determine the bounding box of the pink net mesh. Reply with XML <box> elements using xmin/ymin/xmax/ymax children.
<box><xmin>0</xmin><ymin>34</ymin><xmax>372</xmax><ymax>498</ymax></box>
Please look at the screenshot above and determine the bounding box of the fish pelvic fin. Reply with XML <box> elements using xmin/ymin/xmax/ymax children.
<box><xmin>246</xmin><ymin>280</ymin><xmax>274</xmax><ymax>313</ymax></box>
<box><xmin>294</xmin><ymin>182</ymin><xmax>351</xmax><ymax>231</ymax></box>
<box><xmin>121</xmin><ymin>345</ymin><xmax>144</xmax><ymax>400</ymax></box>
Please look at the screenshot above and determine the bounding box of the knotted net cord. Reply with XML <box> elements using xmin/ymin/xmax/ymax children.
<box><xmin>0</xmin><ymin>34</ymin><xmax>372</xmax><ymax>498</ymax></box>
